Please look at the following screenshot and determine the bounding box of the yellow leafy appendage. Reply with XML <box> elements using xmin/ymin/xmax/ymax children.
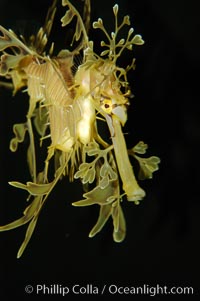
<box><xmin>0</xmin><ymin>0</ymin><xmax>160</xmax><ymax>258</ymax></box>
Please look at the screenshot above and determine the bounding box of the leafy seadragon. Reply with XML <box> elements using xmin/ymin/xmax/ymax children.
<box><xmin>0</xmin><ymin>0</ymin><xmax>160</xmax><ymax>258</ymax></box>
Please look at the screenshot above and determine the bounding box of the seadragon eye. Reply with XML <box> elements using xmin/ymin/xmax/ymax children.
<box><xmin>101</xmin><ymin>98</ymin><xmax>113</xmax><ymax>114</ymax></box>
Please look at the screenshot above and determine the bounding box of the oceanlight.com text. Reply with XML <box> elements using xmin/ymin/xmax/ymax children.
<box><xmin>24</xmin><ymin>283</ymin><xmax>194</xmax><ymax>296</ymax></box>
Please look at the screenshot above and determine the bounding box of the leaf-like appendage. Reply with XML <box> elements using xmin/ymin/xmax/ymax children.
<box><xmin>113</xmin><ymin>4</ymin><xmax>119</xmax><ymax>16</ymax></box>
<box><xmin>0</xmin><ymin>26</ymin><xmax>31</xmax><ymax>54</ymax></box>
<box><xmin>33</xmin><ymin>0</ymin><xmax>57</xmax><ymax>54</ymax></box>
<box><xmin>0</xmin><ymin>196</ymin><xmax>40</xmax><ymax>232</ymax></box>
<box><xmin>74</xmin><ymin>163</ymin><xmax>95</xmax><ymax>184</ymax></box>
<box><xmin>84</xmin><ymin>141</ymin><xmax>100</xmax><ymax>155</ymax></box>
<box><xmin>33</xmin><ymin>107</ymin><xmax>48</xmax><ymax>137</ymax></box>
<box><xmin>9</xmin><ymin>123</ymin><xmax>27</xmax><ymax>152</ymax></box>
<box><xmin>72</xmin><ymin>180</ymin><xmax>117</xmax><ymax>207</ymax></box>
<box><xmin>9</xmin><ymin>181</ymin><xmax>53</xmax><ymax>196</ymax></box>
<box><xmin>99</xmin><ymin>162</ymin><xmax>117</xmax><ymax>188</ymax></box>
<box><xmin>82</xmin><ymin>166</ymin><xmax>95</xmax><ymax>184</ymax></box>
<box><xmin>61</xmin><ymin>7</ymin><xmax>74</xmax><ymax>26</ymax></box>
<box><xmin>89</xmin><ymin>205</ymin><xmax>112</xmax><ymax>238</ymax></box>
<box><xmin>61</xmin><ymin>0</ymin><xmax>88</xmax><ymax>47</ymax></box>
<box><xmin>0</xmin><ymin>53</ymin><xmax>24</xmax><ymax>75</ymax></box>
<box><xmin>0</xmin><ymin>26</ymin><xmax>32</xmax><ymax>76</ymax></box>
<box><xmin>131</xmin><ymin>34</ymin><xmax>144</xmax><ymax>45</ymax></box>
<box><xmin>17</xmin><ymin>215</ymin><xmax>38</xmax><ymax>258</ymax></box>
<box><xmin>123</xmin><ymin>15</ymin><xmax>131</xmax><ymax>26</ymax></box>
<box><xmin>133</xmin><ymin>141</ymin><xmax>148</xmax><ymax>154</ymax></box>
<box><xmin>92</xmin><ymin>4</ymin><xmax>144</xmax><ymax>64</ymax></box>
<box><xmin>138</xmin><ymin>156</ymin><xmax>161</xmax><ymax>180</ymax></box>
<box><xmin>100</xmin><ymin>49</ymin><xmax>110</xmax><ymax>57</ymax></box>
<box><xmin>99</xmin><ymin>175</ymin><xmax>109</xmax><ymax>189</ymax></box>
<box><xmin>112</xmin><ymin>203</ymin><xmax>126</xmax><ymax>242</ymax></box>
<box><xmin>93</xmin><ymin>18</ymin><xmax>103</xmax><ymax>29</ymax></box>
<box><xmin>130</xmin><ymin>142</ymin><xmax>160</xmax><ymax>180</ymax></box>
<box><xmin>87</xmin><ymin>198</ymin><xmax>126</xmax><ymax>241</ymax></box>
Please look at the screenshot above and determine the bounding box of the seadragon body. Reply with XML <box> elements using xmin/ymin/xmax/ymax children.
<box><xmin>0</xmin><ymin>0</ymin><xmax>160</xmax><ymax>257</ymax></box>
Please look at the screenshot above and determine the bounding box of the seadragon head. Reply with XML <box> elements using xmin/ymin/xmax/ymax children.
<box><xmin>75</xmin><ymin>3</ymin><xmax>144</xmax><ymax>127</ymax></box>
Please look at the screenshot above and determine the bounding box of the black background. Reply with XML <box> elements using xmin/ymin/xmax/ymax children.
<box><xmin>0</xmin><ymin>0</ymin><xmax>200</xmax><ymax>299</ymax></box>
